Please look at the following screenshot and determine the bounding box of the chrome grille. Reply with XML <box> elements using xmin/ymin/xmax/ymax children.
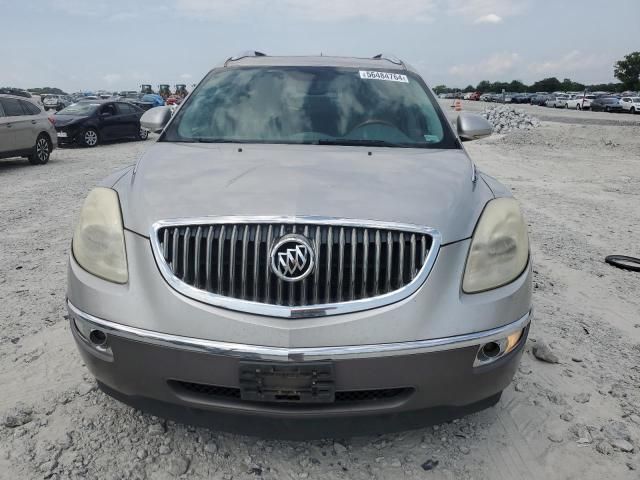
<box><xmin>151</xmin><ymin>217</ymin><xmax>440</xmax><ymax>318</ymax></box>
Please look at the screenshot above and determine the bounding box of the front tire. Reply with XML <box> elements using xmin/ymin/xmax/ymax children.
<box><xmin>81</xmin><ymin>128</ymin><xmax>99</xmax><ymax>147</ymax></box>
<box><xmin>138</xmin><ymin>128</ymin><xmax>149</xmax><ymax>141</ymax></box>
<box><xmin>605</xmin><ymin>106</ymin><xmax>610</xmax><ymax>113</ymax></box>
<box><xmin>28</xmin><ymin>134</ymin><xmax>51</xmax><ymax>165</ymax></box>
<box><xmin>630</xmin><ymin>107</ymin><xmax>636</xmax><ymax>114</ymax></box>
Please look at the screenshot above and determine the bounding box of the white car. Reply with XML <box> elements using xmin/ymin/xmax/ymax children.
<box><xmin>545</xmin><ymin>94</ymin><xmax>569</xmax><ymax>108</ymax></box>
<box><xmin>619</xmin><ymin>97</ymin><xmax>640</xmax><ymax>114</ymax></box>
<box><xmin>566</xmin><ymin>94</ymin><xmax>596</xmax><ymax>110</ymax></box>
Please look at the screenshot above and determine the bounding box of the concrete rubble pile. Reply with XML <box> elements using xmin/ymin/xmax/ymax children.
<box><xmin>481</xmin><ymin>105</ymin><xmax>541</xmax><ymax>134</ymax></box>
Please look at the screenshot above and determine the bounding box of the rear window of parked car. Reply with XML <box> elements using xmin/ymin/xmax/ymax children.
<box><xmin>0</xmin><ymin>98</ymin><xmax>25</xmax><ymax>116</ymax></box>
<box><xmin>117</xmin><ymin>103</ymin><xmax>139</xmax><ymax>114</ymax></box>
<box><xmin>20</xmin><ymin>100</ymin><xmax>41</xmax><ymax>115</ymax></box>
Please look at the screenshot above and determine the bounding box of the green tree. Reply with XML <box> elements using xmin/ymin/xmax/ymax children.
<box><xmin>463</xmin><ymin>84</ymin><xmax>475</xmax><ymax>93</ymax></box>
<box><xmin>433</xmin><ymin>84</ymin><xmax>449</xmax><ymax>94</ymax></box>
<box><xmin>476</xmin><ymin>80</ymin><xmax>492</xmax><ymax>92</ymax></box>
<box><xmin>508</xmin><ymin>80</ymin><xmax>526</xmax><ymax>92</ymax></box>
<box><xmin>614</xmin><ymin>52</ymin><xmax>640</xmax><ymax>90</ymax></box>
<box><xmin>530</xmin><ymin>77</ymin><xmax>561</xmax><ymax>93</ymax></box>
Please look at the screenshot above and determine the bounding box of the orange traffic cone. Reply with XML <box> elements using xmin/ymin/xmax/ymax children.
<box><xmin>454</xmin><ymin>99</ymin><xmax>462</xmax><ymax>111</ymax></box>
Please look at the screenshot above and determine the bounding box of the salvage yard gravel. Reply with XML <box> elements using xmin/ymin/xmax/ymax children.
<box><xmin>1</xmin><ymin>106</ymin><xmax>639</xmax><ymax>479</ymax></box>
<box><xmin>481</xmin><ymin>105</ymin><xmax>541</xmax><ymax>133</ymax></box>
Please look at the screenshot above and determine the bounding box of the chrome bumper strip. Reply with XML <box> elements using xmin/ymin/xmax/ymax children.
<box><xmin>67</xmin><ymin>300</ymin><xmax>531</xmax><ymax>362</ymax></box>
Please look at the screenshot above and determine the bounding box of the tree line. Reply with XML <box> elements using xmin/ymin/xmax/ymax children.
<box><xmin>434</xmin><ymin>51</ymin><xmax>640</xmax><ymax>94</ymax></box>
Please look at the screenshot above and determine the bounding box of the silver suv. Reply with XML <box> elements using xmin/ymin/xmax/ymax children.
<box><xmin>67</xmin><ymin>53</ymin><xmax>532</xmax><ymax>438</ymax></box>
<box><xmin>0</xmin><ymin>94</ymin><xmax>57</xmax><ymax>165</ymax></box>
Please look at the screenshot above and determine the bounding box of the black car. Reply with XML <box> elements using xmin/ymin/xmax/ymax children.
<box><xmin>590</xmin><ymin>97</ymin><xmax>623</xmax><ymax>113</ymax></box>
<box><xmin>53</xmin><ymin>100</ymin><xmax>148</xmax><ymax>147</ymax></box>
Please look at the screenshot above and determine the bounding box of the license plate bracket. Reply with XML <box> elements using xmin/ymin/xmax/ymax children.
<box><xmin>239</xmin><ymin>361</ymin><xmax>335</xmax><ymax>404</ymax></box>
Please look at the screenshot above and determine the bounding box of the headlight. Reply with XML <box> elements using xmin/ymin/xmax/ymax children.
<box><xmin>463</xmin><ymin>197</ymin><xmax>529</xmax><ymax>293</ymax></box>
<box><xmin>72</xmin><ymin>187</ymin><xmax>128</xmax><ymax>283</ymax></box>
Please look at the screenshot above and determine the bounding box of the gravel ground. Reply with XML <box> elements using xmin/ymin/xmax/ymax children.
<box><xmin>1</xmin><ymin>111</ymin><xmax>639</xmax><ymax>479</ymax></box>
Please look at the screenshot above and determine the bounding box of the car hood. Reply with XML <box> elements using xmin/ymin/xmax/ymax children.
<box><xmin>114</xmin><ymin>142</ymin><xmax>495</xmax><ymax>243</ymax></box>
<box><xmin>53</xmin><ymin>115</ymin><xmax>88</xmax><ymax>127</ymax></box>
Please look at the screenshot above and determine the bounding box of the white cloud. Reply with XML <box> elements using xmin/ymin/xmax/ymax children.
<box><xmin>474</xmin><ymin>13</ymin><xmax>502</xmax><ymax>24</ymax></box>
<box><xmin>449</xmin><ymin>52</ymin><xmax>521</xmax><ymax>79</ymax></box>
<box><xmin>447</xmin><ymin>0</ymin><xmax>528</xmax><ymax>22</ymax></box>
<box><xmin>176</xmin><ymin>0</ymin><xmax>438</xmax><ymax>21</ymax></box>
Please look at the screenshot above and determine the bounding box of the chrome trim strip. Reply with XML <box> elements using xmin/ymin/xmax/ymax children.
<box><xmin>149</xmin><ymin>216</ymin><xmax>442</xmax><ymax>319</ymax></box>
<box><xmin>68</xmin><ymin>301</ymin><xmax>531</xmax><ymax>362</ymax></box>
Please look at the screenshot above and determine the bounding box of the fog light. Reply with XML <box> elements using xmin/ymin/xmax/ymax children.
<box><xmin>71</xmin><ymin>314</ymin><xmax>113</xmax><ymax>357</ymax></box>
<box><xmin>474</xmin><ymin>329</ymin><xmax>525</xmax><ymax>367</ymax></box>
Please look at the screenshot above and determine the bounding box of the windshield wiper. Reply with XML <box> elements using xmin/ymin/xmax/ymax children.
<box><xmin>316</xmin><ymin>139</ymin><xmax>407</xmax><ymax>148</ymax></box>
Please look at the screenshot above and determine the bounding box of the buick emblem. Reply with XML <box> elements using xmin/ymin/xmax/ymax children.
<box><xmin>270</xmin><ymin>234</ymin><xmax>315</xmax><ymax>282</ymax></box>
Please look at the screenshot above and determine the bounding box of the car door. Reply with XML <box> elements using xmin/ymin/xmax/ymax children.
<box><xmin>620</xmin><ymin>98</ymin><xmax>631</xmax><ymax>111</ymax></box>
<box><xmin>0</xmin><ymin>101</ymin><xmax>16</xmax><ymax>153</ymax></box>
<box><xmin>115</xmin><ymin>103</ymin><xmax>139</xmax><ymax>137</ymax></box>
<box><xmin>0</xmin><ymin>97</ymin><xmax>32</xmax><ymax>150</ymax></box>
<box><xmin>18</xmin><ymin>100</ymin><xmax>45</xmax><ymax>147</ymax></box>
<box><xmin>97</xmin><ymin>103</ymin><xmax>122</xmax><ymax>140</ymax></box>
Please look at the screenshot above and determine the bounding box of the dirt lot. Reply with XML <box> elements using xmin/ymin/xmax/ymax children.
<box><xmin>1</xmin><ymin>108</ymin><xmax>639</xmax><ymax>479</ymax></box>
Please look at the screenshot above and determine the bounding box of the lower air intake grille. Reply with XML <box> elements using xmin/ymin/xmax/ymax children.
<box><xmin>170</xmin><ymin>380</ymin><xmax>412</xmax><ymax>405</ymax></box>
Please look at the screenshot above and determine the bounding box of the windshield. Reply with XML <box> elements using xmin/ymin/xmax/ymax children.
<box><xmin>162</xmin><ymin>67</ymin><xmax>456</xmax><ymax>148</ymax></box>
<box><xmin>57</xmin><ymin>103</ymin><xmax>99</xmax><ymax>115</ymax></box>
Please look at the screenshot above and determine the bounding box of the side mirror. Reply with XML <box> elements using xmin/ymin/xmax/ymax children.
<box><xmin>457</xmin><ymin>113</ymin><xmax>493</xmax><ymax>141</ymax></box>
<box><xmin>141</xmin><ymin>106</ymin><xmax>172</xmax><ymax>133</ymax></box>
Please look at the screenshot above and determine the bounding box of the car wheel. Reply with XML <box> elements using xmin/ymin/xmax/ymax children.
<box><xmin>28</xmin><ymin>134</ymin><xmax>51</xmax><ymax>165</ymax></box>
<box><xmin>605</xmin><ymin>106</ymin><xmax>610</xmax><ymax>113</ymax></box>
<box><xmin>138</xmin><ymin>128</ymin><xmax>149</xmax><ymax>141</ymax></box>
<box><xmin>81</xmin><ymin>128</ymin><xmax>99</xmax><ymax>147</ymax></box>
<box><xmin>631</xmin><ymin>107</ymin><xmax>636</xmax><ymax>114</ymax></box>
<box><xmin>576</xmin><ymin>104</ymin><xmax>581</xmax><ymax>110</ymax></box>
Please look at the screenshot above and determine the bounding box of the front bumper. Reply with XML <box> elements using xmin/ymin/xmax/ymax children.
<box><xmin>55</xmin><ymin>127</ymin><xmax>82</xmax><ymax>145</ymax></box>
<box><xmin>68</xmin><ymin>301</ymin><xmax>531</xmax><ymax>438</ymax></box>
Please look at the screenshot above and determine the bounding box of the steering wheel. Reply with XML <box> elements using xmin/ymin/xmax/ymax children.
<box><xmin>346</xmin><ymin>119</ymin><xmax>397</xmax><ymax>135</ymax></box>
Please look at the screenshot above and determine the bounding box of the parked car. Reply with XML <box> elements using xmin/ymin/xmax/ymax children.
<box><xmin>590</xmin><ymin>97</ymin><xmax>623</xmax><ymax>112</ymax></box>
<box><xmin>530</xmin><ymin>94</ymin><xmax>551</xmax><ymax>106</ymax></box>
<box><xmin>0</xmin><ymin>94</ymin><xmax>56</xmax><ymax>164</ymax></box>
<box><xmin>129</xmin><ymin>93</ymin><xmax>165</xmax><ymax>111</ymax></box>
<box><xmin>468</xmin><ymin>91</ymin><xmax>481</xmax><ymax>101</ymax></box>
<box><xmin>545</xmin><ymin>94</ymin><xmax>570</xmax><ymax>108</ymax></box>
<box><xmin>67</xmin><ymin>53</ymin><xmax>532</xmax><ymax>438</ymax></box>
<box><xmin>0</xmin><ymin>87</ymin><xmax>32</xmax><ymax>98</ymax></box>
<box><xmin>479</xmin><ymin>93</ymin><xmax>492</xmax><ymax>101</ymax></box>
<box><xmin>566</xmin><ymin>94</ymin><xmax>596</xmax><ymax>110</ymax></box>
<box><xmin>53</xmin><ymin>100</ymin><xmax>148</xmax><ymax>147</ymax></box>
<box><xmin>619</xmin><ymin>97</ymin><xmax>640</xmax><ymax>114</ymax></box>
<box><xmin>511</xmin><ymin>93</ymin><xmax>532</xmax><ymax>104</ymax></box>
<box><xmin>43</xmin><ymin>94</ymin><xmax>71</xmax><ymax>111</ymax></box>
<box><xmin>165</xmin><ymin>94</ymin><xmax>182</xmax><ymax>105</ymax></box>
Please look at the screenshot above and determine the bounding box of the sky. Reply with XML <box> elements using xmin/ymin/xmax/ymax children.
<box><xmin>1</xmin><ymin>0</ymin><xmax>638</xmax><ymax>92</ymax></box>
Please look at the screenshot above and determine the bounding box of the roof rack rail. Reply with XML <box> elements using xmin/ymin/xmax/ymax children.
<box><xmin>224</xmin><ymin>51</ymin><xmax>267</xmax><ymax>67</ymax></box>
<box><xmin>372</xmin><ymin>53</ymin><xmax>405</xmax><ymax>68</ymax></box>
